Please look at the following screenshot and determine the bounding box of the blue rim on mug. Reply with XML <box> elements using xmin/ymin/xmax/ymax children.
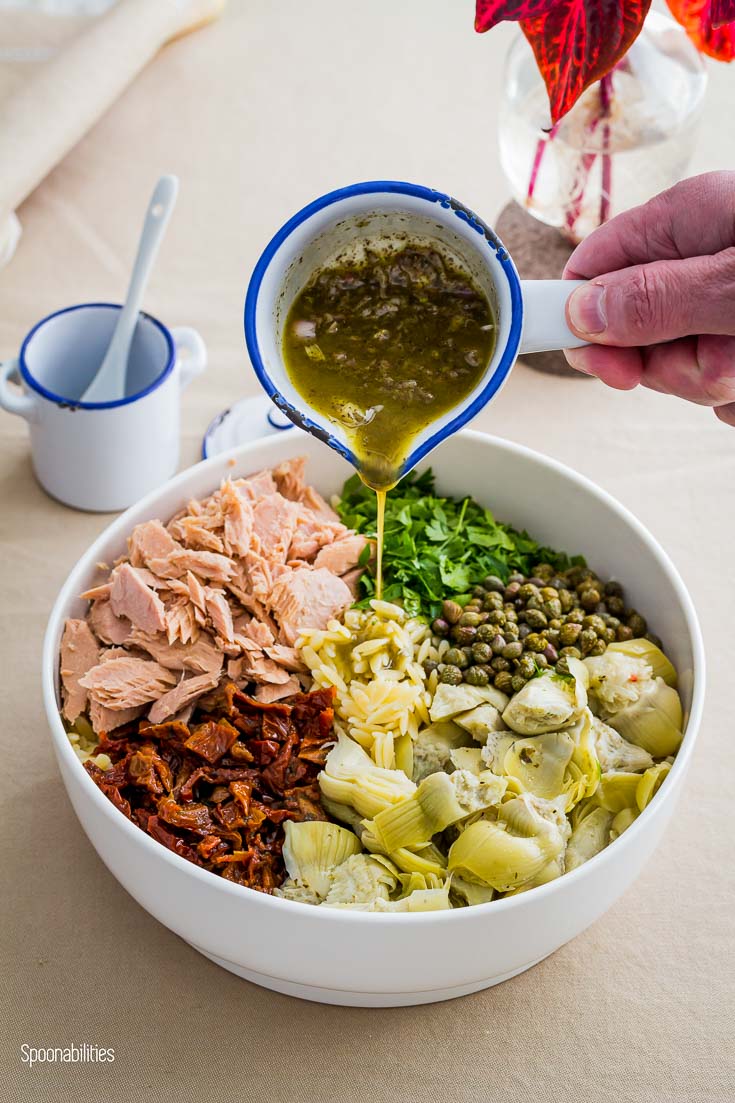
<box><xmin>243</xmin><ymin>179</ymin><xmax>524</xmax><ymax>478</ymax></box>
<box><xmin>19</xmin><ymin>302</ymin><xmax>176</xmax><ymax>410</ymax></box>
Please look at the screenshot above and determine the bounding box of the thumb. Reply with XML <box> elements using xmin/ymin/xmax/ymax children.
<box><xmin>566</xmin><ymin>248</ymin><xmax>735</xmax><ymax>347</ymax></box>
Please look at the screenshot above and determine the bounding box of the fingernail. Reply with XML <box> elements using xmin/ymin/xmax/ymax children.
<box><xmin>563</xmin><ymin>348</ymin><xmax>593</xmax><ymax>375</ymax></box>
<box><xmin>568</xmin><ymin>283</ymin><xmax>607</xmax><ymax>336</ymax></box>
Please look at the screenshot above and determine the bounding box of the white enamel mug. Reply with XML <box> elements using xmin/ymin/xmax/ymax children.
<box><xmin>0</xmin><ymin>303</ymin><xmax>206</xmax><ymax>511</ymax></box>
<box><xmin>245</xmin><ymin>180</ymin><xmax>587</xmax><ymax>479</ymax></box>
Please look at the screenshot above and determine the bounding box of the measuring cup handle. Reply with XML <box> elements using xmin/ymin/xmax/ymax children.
<box><xmin>0</xmin><ymin>358</ymin><xmax>37</xmax><ymax>421</ymax></box>
<box><xmin>519</xmin><ymin>280</ymin><xmax>589</xmax><ymax>356</ymax></box>
<box><xmin>171</xmin><ymin>326</ymin><xmax>207</xmax><ymax>390</ymax></box>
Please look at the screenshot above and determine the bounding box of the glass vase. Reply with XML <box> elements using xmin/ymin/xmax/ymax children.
<box><xmin>498</xmin><ymin>11</ymin><xmax>708</xmax><ymax>244</ymax></box>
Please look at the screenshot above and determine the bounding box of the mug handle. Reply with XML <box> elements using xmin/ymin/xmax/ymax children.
<box><xmin>171</xmin><ymin>326</ymin><xmax>207</xmax><ymax>390</ymax></box>
<box><xmin>519</xmin><ymin>280</ymin><xmax>589</xmax><ymax>356</ymax></box>
<box><xmin>0</xmin><ymin>358</ymin><xmax>37</xmax><ymax>421</ymax></box>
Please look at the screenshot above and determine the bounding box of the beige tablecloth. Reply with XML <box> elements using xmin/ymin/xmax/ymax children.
<box><xmin>1</xmin><ymin>4</ymin><xmax>734</xmax><ymax>1101</ymax></box>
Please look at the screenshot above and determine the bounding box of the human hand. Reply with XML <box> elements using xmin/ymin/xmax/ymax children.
<box><xmin>563</xmin><ymin>171</ymin><xmax>735</xmax><ymax>426</ymax></box>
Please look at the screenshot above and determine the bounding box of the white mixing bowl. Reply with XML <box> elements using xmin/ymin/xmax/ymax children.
<box><xmin>42</xmin><ymin>431</ymin><xmax>704</xmax><ymax>1007</ymax></box>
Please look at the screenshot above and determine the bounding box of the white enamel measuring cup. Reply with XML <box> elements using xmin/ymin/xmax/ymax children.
<box><xmin>0</xmin><ymin>303</ymin><xmax>206</xmax><ymax>511</ymax></box>
<box><xmin>245</xmin><ymin>180</ymin><xmax>586</xmax><ymax>478</ymax></box>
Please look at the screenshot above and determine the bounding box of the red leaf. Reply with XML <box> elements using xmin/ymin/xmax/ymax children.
<box><xmin>710</xmin><ymin>0</ymin><xmax>735</xmax><ymax>28</ymax></box>
<box><xmin>475</xmin><ymin>1</ymin><xmax>651</xmax><ymax>123</ymax></box>
<box><xmin>668</xmin><ymin>0</ymin><xmax>735</xmax><ymax>55</ymax></box>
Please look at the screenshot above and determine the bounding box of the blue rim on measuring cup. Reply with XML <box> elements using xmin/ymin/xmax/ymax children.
<box><xmin>18</xmin><ymin>302</ymin><xmax>176</xmax><ymax>410</ymax></box>
<box><xmin>243</xmin><ymin>179</ymin><xmax>524</xmax><ymax>478</ymax></box>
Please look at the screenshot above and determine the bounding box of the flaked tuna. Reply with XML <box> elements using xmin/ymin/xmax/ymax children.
<box><xmin>60</xmin><ymin>619</ymin><xmax>100</xmax><ymax>722</ymax></box>
<box><xmin>148</xmin><ymin>671</ymin><xmax>220</xmax><ymax>724</ymax></box>
<box><xmin>255</xmin><ymin>675</ymin><xmax>301</xmax><ymax>703</ymax></box>
<box><xmin>110</xmin><ymin>563</ymin><xmax>167</xmax><ymax>634</ymax></box>
<box><xmin>87</xmin><ymin>599</ymin><xmax>131</xmax><ymax>645</ymax></box>
<box><xmin>252</xmin><ymin>493</ymin><xmax>302</xmax><ymax>564</ymax></box>
<box><xmin>204</xmin><ymin>587</ymin><xmax>235</xmax><ymax>643</ymax></box>
<box><xmin>129</xmin><ymin>519</ymin><xmax>178</xmax><ymax>567</ymax></box>
<box><xmin>314</xmin><ymin>533</ymin><xmax>368</xmax><ymax>575</ymax></box>
<box><xmin>148</xmin><ymin>548</ymin><xmax>236</xmax><ymax>584</ymax></box>
<box><xmin>269</xmin><ymin>567</ymin><xmax>352</xmax><ymax>645</ymax></box>
<box><xmin>128</xmin><ymin>628</ymin><xmax>223</xmax><ymax>677</ymax></box>
<box><xmin>220</xmin><ymin>480</ymin><xmax>253</xmax><ymax>556</ymax></box>
<box><xmin>89</xmin><ymin>699</ymin><xmax>144</xmax><ymax>735</ymax></box>
<box><xmin>79</xmin><ymin>656</ymin><xmax>177</xmax><ymax>709</ymax></box>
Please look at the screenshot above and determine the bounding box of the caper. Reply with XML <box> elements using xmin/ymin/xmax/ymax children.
<box><xmin>627</xmin><ymin>612</ymin><xmax>647</xmax><ymax>637</ymax></box>
<box><xmin>545</xmin><ymin>629</ymin><xmax>561</xmax><ymax>647</ymax></box>
<box><xmin>524</xmin><ymin>632</ymin><xmax>547</xmax><ymax>653</ymax></box>
<box><xmin>559</xmin><ymin>588</ymin><xmax>575</xmax><ymax>613</ymax></box>
<box><xmin>589</xmin><ymin>639</ymin><xmax>607</xmax><ymax>656</ymax></box>
<box><xmin>606</xmin><ymin>595</ymin><xmax>625</xmax><ymax>616</ymax></box>
<box><xmin>539</xmin><ymin>586</ymin><xmax>558</xmax><ymax>601</ymax></box>
<box><xmin>518</xmin><ymin>583</ymin><xmax>539</xmax><ymax>602</ymax></box>
<box><xmin>525</xmin><ymin>595</ymin><xmax>543</xmax><ymax>611</ymax></box>
<box><xmin>490</xmin><ymin>634</ymin><xmax>507</xmax><ymax>655</ymax></box>
<box><xmin>518</xmin><ymin>624</ymin><xmax>531</xmax><ymax>640</ymax></box>
<box><xmin>453</xmin><ymin>625</ymin><xmax>476</xmax><ymax>645</ymax></box>
<box><xmin>504</xmin><ymin>622</ymin><xmax>520</xmax><ymax>640</ymax></box>
<box><xmin>594</xmin><ymin>602</ymin><xmax>608</xmax><ymax>617</ymax></box>
<box><xmin>441</xmin><ymin>599</ymin><xmax>463</xmax><ymax>624</ymax></box>
<box><xmin>482</xmin><ymin>591</ymin><xmax>503</xmax><ymax>611</ymax></box>
<box><xmin>580</xmin><ymin>588</ymin><xmax>601</xmax><ymax>610</ymax></box>
<box><xmin>504</xmin><ymin>608</ymin><xmax>518</xmax><ymax>623</ymax></box>
<box><xmin>445</xmin><ymin>647</ymin><xmax>469</xmax><ymax>669</ymax></box>
<box><xmin>465</xmin><ymin>666</ymin><xmax>489</xmax><ymax>686</ymax></box>
<box><xmin>535</xmin><ymin>653</ymin><xmax>549</xmax><ymax>669</ymax></box>
<box><xmin>508</xmin><ymin>572</ymin><xmax>525</xmax><ymax>585</ymax></box>
<box><xmin>466</xmin><ymin>599</ymin><xmax>483</xmax><ymax>612</ymax></box>
<box><xmin>550</xmin><ymin>577</ymin><xmax>566</xmax><ymax>591</ymax></box>
<box><xmin>558</xmin><ymin>646</ymin><xmax>582</xmax><ymax>661</ymax></box>
<box><xmin>604</xmin><ymin>580</ymin><xmax>624</xmax><ymax>597</ymax></box>
<box><xmin>491</xmin><ymin>656</ymin><xmax>511</xmax><ymax>672</ymax></box>
<box><xmin>602</xmin><ymin>627</ymin><xmax>616</xmax><ymax>644</ymax></box>
<box><xmin>511</xmin><ymin>674</ymin><xmax>528</xmax><ymax>693</ymax></box>
<box><xmin>606</xmin><ymin>616</ymin><xmax>621</xmax><ymax>630</ymax></box>
<box><xmin>543</xmin><ymin>644</ymin><xmax>558</xmax><ymax>665</ymax></box>
<box><xmin>476</xmin><ymin>624</ymin><xmax>495</xmax><ymax>643</ymax></box>
<box><xmin>565</xmin><ymin>566</ymin><xmax>585</xmax><ymax>587</ymax></box>
<box><xmin>527</xmin><ymin>576</ymin><xmax>545</xmax><ymax>588</ymax></box>
<box><xmin>533</xmin><ymin>563</ymin><xmax>554</xmax><ymax>580</ymax></box>
<box><xmin>504</xmin><ymin>582</ymin><xmax>521</xmax><ymax>600</ymax></box>
<box><xmin>472</xmin><ymin>586</ymin><xmax>486</xmax><ymax>599</ymax></box>
<box><xmin>502</xmin><ymin>641</ymin><xmax>523</xmax><ymax>660</ymax></box>
<box><xmin>578</xmin><ymin>628</ymin><xmax>597</xmax><ymax>654</ymax></box>
<box><xmin>432</xmin><ymin>618</ymin><xmax>449</xmax><ymax>637</ymax></box>
<box><xmin>423</xmin><ymin>660</ymin><xmax>439</xmax><ymax>675</ymax></box>
<box><xmin>544</xmin><ymin>598</ymin><xmax>563</xmax><ymax>620</ymax></box>
<box><xmin>518</xmin><ymin>654</ymin><xmax>537</xmax><ymax>679</ymax></box>
<box><xmin>459</xmin><ymin>611</ymin><xmax>482</xmax><ymax>627</ymax></box>
<box><xmin>472</xmin><ymin>641</ymin><xmax>492</xmax><ymax>664</ymax></box>
<box><xmin>494</xmin><ymin>671</ymin><xmax>514</xmax><ymax>694</ymax></box>
<box><xmin>525</xmin><ymin>608</ymin><xmax>548</xmax><ymax>630</ymax></box>
<box><xmin>583</xmin><ymin>614</ymin><xmax>606</xmax><ymax>635</ymax></box>
<box><xmin>488</xmin><ymin>610</ymin><xmax>506</xmax><ymax>626</ymax></box>
<box><xmin>440</xmin><ymin>665</ymin><xmax>463</xmax><ymax>685</ymax></box>
<box><xmin>646</xmin><ymin>632</ymin><xmax>663</xmax><ymax>648</ymax></box>
<box><xmin>549</xmin><ymin>618</ymin><xmax>563</xmax><ymax>631</ymax></box>
<box><xmin>477</xmin><ymin>611</ymin><xmax>490</xmax><ymax>624</ymax></box>
<box><xmin>483</xmin><ymin>575</ymin><xmax>505</xmax><ymax>593</ymax></box>
<box><xmin>616</xmin><ymin>624</ymin><xmax>634</xmax><ymax>642</ymax></box>
<box><xmin>566</xmin><ymin>609</ymin><xmax>585</xmax><ymax>625</ymax></box>
<box><xmin>556</xmin><ymin>656</ymin><xmax>570</xmax><ymax>675</ymax></box>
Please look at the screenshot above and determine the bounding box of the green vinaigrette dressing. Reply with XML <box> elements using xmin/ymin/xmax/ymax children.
<box><xmin>283</xmin><ymin>243</ymin><xmax>496</xmax><ymax>598</ymax></box>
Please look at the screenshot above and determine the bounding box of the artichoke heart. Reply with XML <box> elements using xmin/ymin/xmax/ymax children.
<box><xmin>591</xmin><ymin>714</ymin><xmax>654</xmax><ymax>774</ymax></box>
<box><xmin>584</xmin><ymin>650</ymin><xmax>652</xmax><ymax>719</ymax></box>
<box><xmin>430</xmin><ymin>682</ymin><xmax>509</xmax><ymax>723</ymax></box>
<box><xmin>449</xmin><ymin>746</ymin><xmax>484</xmax><ymax>774</ymax></box>
<box><xmin>282</xmin><ymin>820</ymin><xmax>363</xmax><ymax>900</ymax></box>
<box><xmin>411</xmin><ymin>720</ymin><xmax>471</xmax><ymax>783</ymax></box>
<box><xmin>593</xmin><ymin>771</ymin><xmax>641</xmax><ymax>813</ymax></box>
<box><xmin>319</xmin><ymin>730</ymin><xmax>416</xmax><ymax>820</ymax></box>
<box><xmin>323</xmin><ymin>853</ymin><xmax>398</xmax><ymax>906</ymax></box>
<box><xmin>502</xmin><ymin>669</ymin><xmax>587</xmax><ymax>735</ymax></box>
<box><xmin>448</xmin><ymin>793</ymin><xmax>569</xmax><ymax>893</ymax></box>
<box><xmin>565</xmin><ymin>807</ymin><xmax>614</xmax><ymax>871</ymax></box>
<box><xmin>371</xmin><ymin>768</ymin><xmax>504</xmax><ymax>853</ymax></box>
<box><xmin>502</xmin><ymin>731</ymin><xmax>576</xmax><ymax>801</ymax></box>
<box><xmin>454</xmin><ymin>702</ymin><xmax>507</xmax><ymax>743</ymax></box>
<box><xmin>608</xmin><ymin>638</ymin><xmax>678</xmax><ymax>687</ymax></box>
<box><xmin>636</xmin><ymin>760</ymin><xmax>673</xmax><ymax>812</ymax></box>
<box><xmin>608</xmin><ymin>678</ymin><xmax>683</xmax><ymax>758</ymax></box>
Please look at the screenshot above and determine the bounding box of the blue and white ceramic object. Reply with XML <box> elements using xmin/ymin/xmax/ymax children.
<box><xmin>0</xmin><ymin>303</ymin><xmax>206</xmax><ymax>511</ymax></box>
<box><xmin>202</xmin><ymin>394</ymin><xmax>301</xmax><ymax>460</ymax></box>
<box><xmin>244</xmin><ymin>180</ymin><xmax>586</xmax><ymax>479</ymax></box>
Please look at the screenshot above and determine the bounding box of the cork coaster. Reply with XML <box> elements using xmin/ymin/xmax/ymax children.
<box><xmin>495</xmin><ymin>201</ymin><xmax>590</xmax><ymax>378</ymax></box>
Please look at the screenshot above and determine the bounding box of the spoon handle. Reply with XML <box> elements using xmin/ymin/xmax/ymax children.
<box><xmin>82</xmin><ymin>174</ymin><xmax>178</xmax><ymax>403</ymax></box>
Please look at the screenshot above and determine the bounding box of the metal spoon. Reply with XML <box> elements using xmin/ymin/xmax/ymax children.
<box><xmin>81</xmin><ymin>174</ymin><xmax>179</xmax><ymax>403</ymax></box>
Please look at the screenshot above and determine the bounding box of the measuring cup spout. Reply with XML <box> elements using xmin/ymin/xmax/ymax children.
<box><xmin>519</xmin><ymin>280</ymin><xmax>589</xmax><ymax>356</ymax></box>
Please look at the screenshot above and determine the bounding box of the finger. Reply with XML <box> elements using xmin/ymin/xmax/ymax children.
<box><xmin>565</xmin><ymin>250</ymin><xmax>735</xmax><ymax>346</ymax></box>
<box><xmin>640</xmin><ymin>335</ymin><xmax>735</xmax><ymax>406</ymax></box>
<box><xmin>563</xmin><ymin>345</ymin><xmax>643</xmax><ymax>390</ymax></box>
<box><xmin>714</xmin><ymin>403</ymin><xmax>735</xmax><ymax>427</ymax></box>
<box><xmin>564</xmin><ymin>171</ymin><xmax>735</xmax><ymax>279</ymax></box>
